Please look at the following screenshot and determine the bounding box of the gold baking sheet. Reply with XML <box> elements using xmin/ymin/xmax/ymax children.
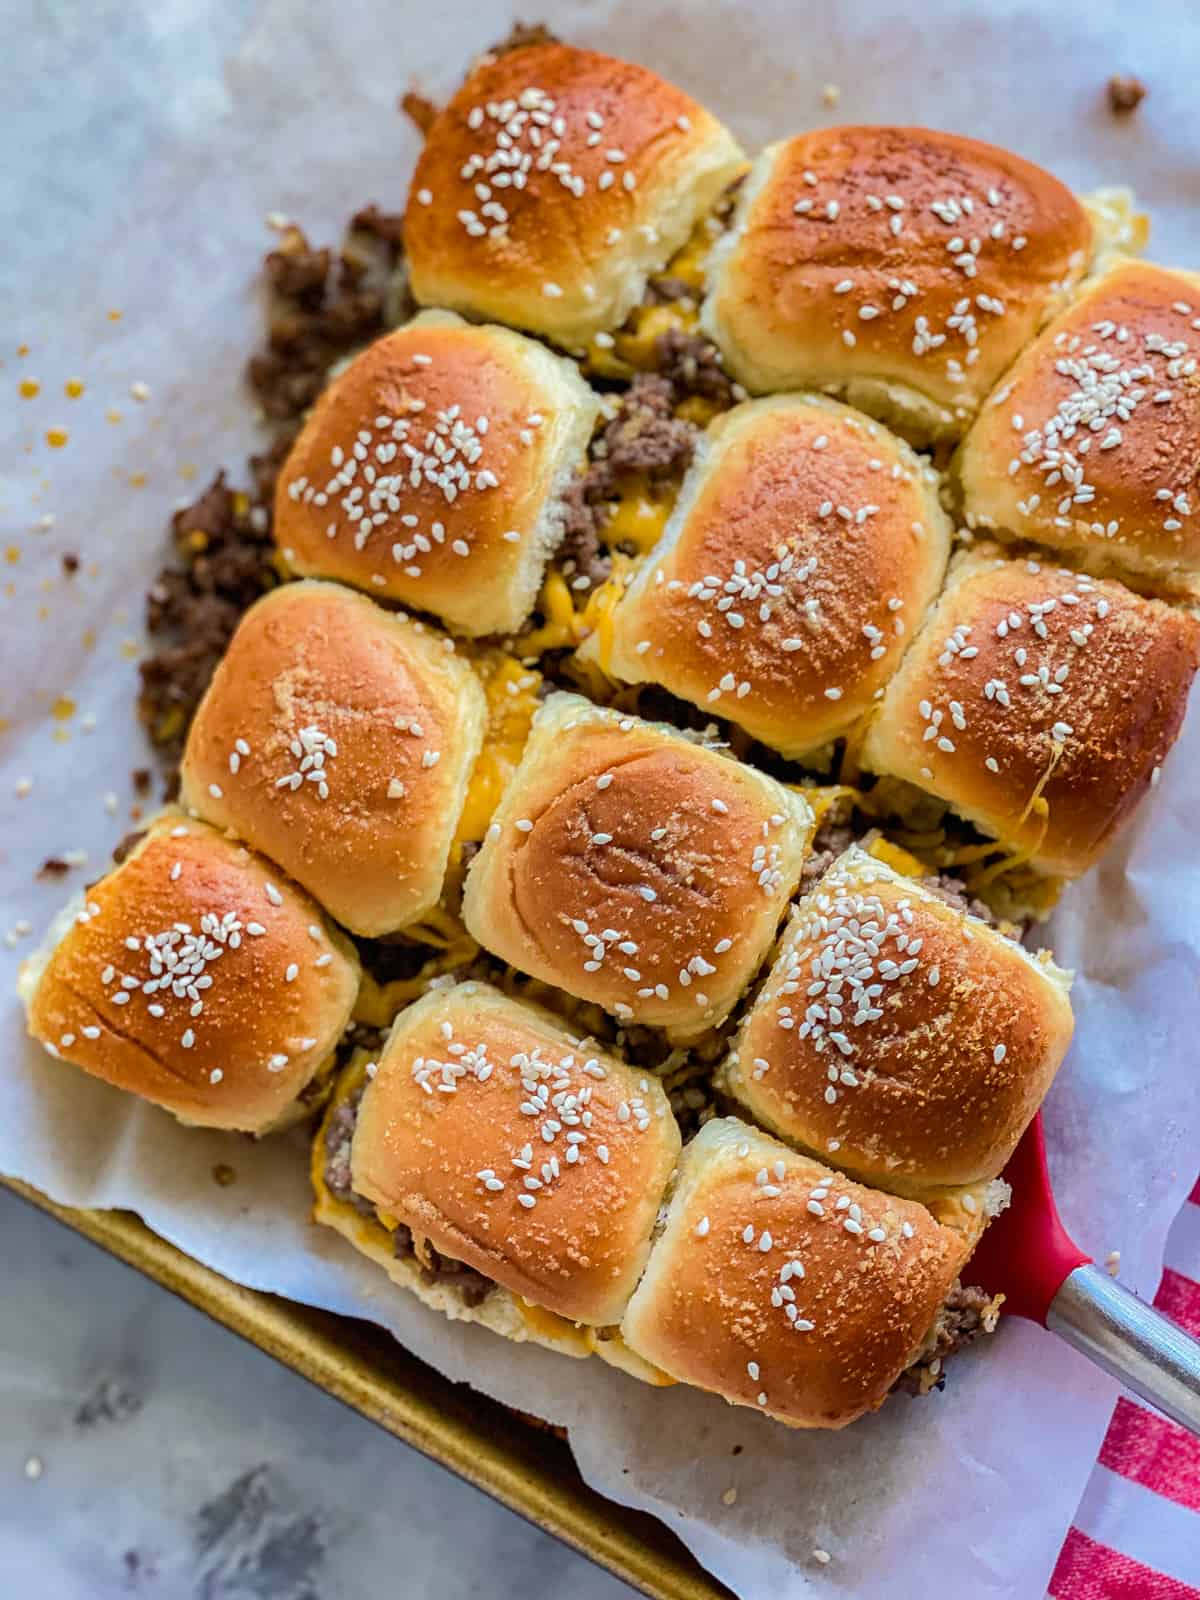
<box><xmin>2</xmin><ymin>1176</ymin><xmax>731</xmax><ymax>1600</ymax></box>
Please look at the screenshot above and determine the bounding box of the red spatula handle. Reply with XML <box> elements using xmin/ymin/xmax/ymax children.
<box><xmin>967</xmin><ymin>1114</ymin><xmax>1090</xmax><ymax>1323</ymax></box>
<box><xmin>968</xmin><ymin>1115</ymin><xmax>1200</xmax><ymax>1436</ymax></box>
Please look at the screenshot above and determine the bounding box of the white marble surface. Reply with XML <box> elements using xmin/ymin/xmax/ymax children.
<box><xmin>0</xmin><ymin>1190</ymin><xmax>637</xmax><ymax>1599</ymax></box>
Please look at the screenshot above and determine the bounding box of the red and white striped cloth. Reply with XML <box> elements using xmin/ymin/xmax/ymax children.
<box><xmin>1050</xmin><ymin>1180</ymin><xmax>1200</xmax><ymax>1597</ymax></box>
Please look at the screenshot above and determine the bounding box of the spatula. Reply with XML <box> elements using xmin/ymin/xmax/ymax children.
<box><xmin>967</xmin><ymin>1112</ymin><xmax>1200</xmax><ymax>1436</ymax></box>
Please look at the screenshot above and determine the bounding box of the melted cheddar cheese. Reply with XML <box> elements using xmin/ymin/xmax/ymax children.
<box><xmin>793</xmin><ymin>782</ymin><xmax>862</xmax><ymax>831</ymax></box>
<box><xmin>578</xmin><ymin>552</ymin><xmax>639</xmax><ymax>674</ymax></box>
<box><xmin>454</xmin><ymin>652</ymin><xmax>544</xmax><ymax>848</ymax></box>
<box><xmin>513</xmin><ymin>1301</ymin><xmax>676</xmax><ymax>1384</ymax></box>
<box><xmin>602</xmin><ymin>480</ymin><xmax>674</xmax><ymax>553</ymax></box>
<box><xmin>517</xmin><ymin>569</ymin><xmax>584</xmax><ymax>656</ymax></box>
<box><xmin>865</xmin><ymin>837</ymin><xmax>930</xmax><ymax>878</ymax></box>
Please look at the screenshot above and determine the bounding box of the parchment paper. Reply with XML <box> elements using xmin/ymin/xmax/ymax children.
<box><xmin>5</xmin><ymin>1</ymin><xmax>1200</xmax><ymax>1593</ymax></box>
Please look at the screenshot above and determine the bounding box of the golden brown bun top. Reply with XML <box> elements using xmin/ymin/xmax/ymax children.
<box><xmin>958</xmin><ymin>260</ymin><xmax>1200</xmax><ymax>594</ymax></box>
<box><xmin>861</xmin><ymin>544</ymin><xmax>1200</xmax><ymax>876</ymax></box>
<box><xmin>620</xmin><ymin>1119</ymin><xmax>969</xmax><ymax>1428</ymax></box>
<box><xmin>726</xmin><ymin>847</ymin><xmax>1074</xmax><ymax>1193</ymax></box>
<box><xmin>273</xmin><ymin>312</ymin><xmax>599</xmax><ymax>635</ymax></box>
<box><xmin>179</xmin><ymin>582</ymin><xmax>486</xmax><ymax>937</ymax></box>
<box><xmin>23</xmin><ymin>814</ymin><xmax>360</xmax><ymax>1133</ymax></box>
<box><xmin>602</xmin><ymin>394</ymin><xmax>952</xmax><ymax>758</ymax></box>
<box><xmin>462</xmin><ymin>693</ymin><xmax>814</xmax><ymax>1040</ymax></box>
<box><xmin>404</xmin><ymin>43</ymin><xmax>743</xmax><ymax>343</ymax></box>
<box><xmin>351</xmin><ymin>982</ymin><xmax>680</xmax><ymax>1325</ymax></box>
<box><xmin>706</xmin><ymin>127</ymin><xmax>1092</xmax><ymax>428</ymax></box>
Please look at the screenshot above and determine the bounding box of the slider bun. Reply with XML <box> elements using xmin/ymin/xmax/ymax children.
<box><xmin>313</xmin><ymin>1056</ymin><xmax>671</xmax><ymax>1383</ymax></box>
<box><xmin>462</xmin><ymin>693</ymin><xmax>815</xmax><ymax>1042</ymax></box>
<box><xmin>349</xmin><ymin>982</ymin><xmax>680</xmax><ymax>1327</ymax></box>
<box><xmin>404</xmin><ymin>42</ymin><xmax>744</xmax><ymax>347</ymax></box>
<box><xmin>180</xmin><ymin>582</ymin><xmax>486</xmax><ymax>937</ymax></box>
<box><xmin>957</xmin><ymin>260</ymin><xmax>1200</xmax><ymax>597</ymax></box>
<box><xmin>722</xmin><ymin>846</ymin><xmax>1074</xmax><ymax>1195</ymax></box>
<box><xmin>592</xmin><ymin>394</ymin><xmax>952</xmax><ymax>759</ymax></box>
<box><xmin>861</xmin><ymin>544</ymin><xmax>1200</xmax><ymax>877</ymax></box>
<box><xmin>274</xmin><ymin>312</ymin><xmax>600</xmax><ymax>636</ymax></box>
<box><xmin>21</xmin><ymin>813</ymin><xmax>359</xmax><ymax>1134</ymax></box>
<box><xmin>702</xmin><ymin>129</ymin><xmax>1094</xmax><ymax>443</ymax></box>
<box><xmin>620</xmin><ymin>1118</ymin><xmax>971</xmax><ymax>1429</ymax></box>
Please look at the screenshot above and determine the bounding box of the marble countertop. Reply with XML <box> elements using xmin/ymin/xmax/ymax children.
<box><xmin>0</xmin><ymin>1191</ymin><xmax>637</xmax><ymax>1599</ymax></box>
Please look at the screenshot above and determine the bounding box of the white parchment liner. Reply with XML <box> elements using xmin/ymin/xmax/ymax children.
<box><xmin>4</xmin><ymin>1</ymin><xmax>1200</xmax><ymax>1592</ymax></box>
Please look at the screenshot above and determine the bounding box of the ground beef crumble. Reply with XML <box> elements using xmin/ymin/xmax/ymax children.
<box><xmin>920</xmin><ymin>873</ymin><xmax>1000</xmax><ymax>930</ymax></box>
<box><xmin>486</xmin><ymin>21</ymin><xmax>560</xmax><ymax>56</ymax></box>
<box><xmin>557</xmin><ymin>373</ymin><xmax>699</xmax><ymax>590</ymax></box>
<box><xmin>322</xmin><ymin>1089</ymin><xmax>374</xmax><ymax>1217</ymax></box>
<box><xmin>653</xmin><ymin>327</ymin><xmax>739</xmax><ymax>409</ymax></box>
<box><xmin>894</xmin><ymin>1282</ymin><xmax>1003</xmax><ymax>1396</ymax></box>
<box><xmin>400</xmin><ymin>91</ymin><xmax>439</xmax><ymax>136</ymax></box>
<box><xmin>555</xmin><ymin>498</ymin><xmax>614</xmax><ymax>594</ymax></box>
<box><xmin>354</xmin><ymin>937</ymin><xmax>437</xmax><ymax>989</ymax></box>
<box><xmin>139</xmin><ymin>207</ymin><xmax>409</xmax><ymax>776</ymax></box>
<box><xmin>247</xmin><ymin>209</ymin><xmax>411</xmax><ymax>425</ymax></box>
<box><xmin>139</xmin><ymin>471</ymin><xmax>278</xmax><ymax>769</ymax></box>
<box><xmin>798</xmin><ymin>819</ymin><xmax>857</xmax><ymax>893</ymax></box>
<box><xmin>600</xmin><ymin>374</ymin><xmax>699</xmax><ymax>480</ymax></box>
<box><xmin>109</xmin><ymin>828</ymin><xmax>149</xmax><ymax>867</ymax></box>
<box><xmin>796</xmin><ymin>814</ymin><xmax>1015</xmax><ymax>937</ymax></box>
<box><xmin>644</xmin><ymin>276</ymin><xmax>696</xmax><ymax>306</ymax></box>
<box><xmin>1107</xmin><ymin>73</ymin><xmax>1147</xmax><ymax>114</ymax></box>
